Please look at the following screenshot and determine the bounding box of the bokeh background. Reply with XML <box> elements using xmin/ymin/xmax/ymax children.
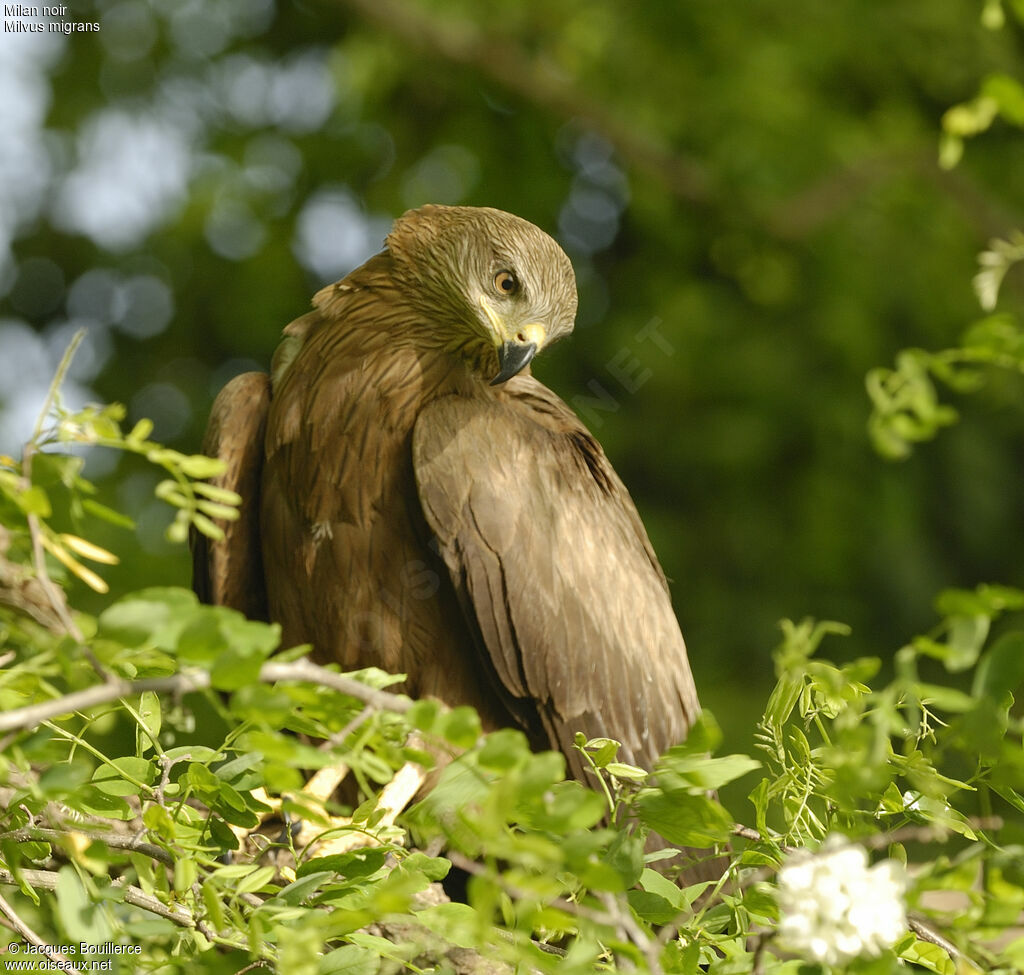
<box><xmin>2</xmin><ymin>0</ymin><xmax>1024</xmax><ymax>747</ymax></box>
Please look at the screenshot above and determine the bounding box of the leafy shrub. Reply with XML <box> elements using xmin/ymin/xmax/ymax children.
<box><xmin>1</xmin><ymin>334</ymin><xmax>1023</xmax><ymax>975</ymax></box>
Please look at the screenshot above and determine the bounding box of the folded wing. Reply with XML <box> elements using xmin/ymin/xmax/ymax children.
<box><xmin>412</xmin><ymin>377</ymin><xmax>699</xmax><ymax>779</ymax></box>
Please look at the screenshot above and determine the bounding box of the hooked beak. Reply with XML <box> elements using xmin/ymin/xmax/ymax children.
<box><xmin>490</xmin><ymin>339</ymin><xmax>539</xmax><ymax>385</ymax></box>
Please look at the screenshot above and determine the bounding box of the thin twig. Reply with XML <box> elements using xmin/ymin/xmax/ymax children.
<box><xmin>908</xmin><ymin>915</ymin><xmax>964</xmax><ymax>962</ymax></box>
<box><xmin>19</xmin><ymin>329</ymin><xmax>107</xmax><ymax>679</ymax></box>
<box><xmin>751</xmin><ymin>932</ymin><xmax>770</xmax><ymax>975</ymax></box>
<box><xmin>319</xmin><ymin>703</ymin><xmax>375</xmax><ymax>750</ymax></box>
<box><xmin>861</xmin><ymin>819</ymin><xmax>1003</xmax><ymax>849</ymax></box>
<box><xmin>0</xmin><ymin>890</ymin><xmax>83</xmax><ymax>974</ymax></box>
<box><xmin>732</xmin><ymin>823</ymin><xmax>796</xmax><ymax>854</ymax></box>
<box><xmin>0</xmin><ymin>867</ymin><xmax>252</xmax><ymax>950</ymax></box>
<box><xmin>732</xmin><ymin>818</ymin><xmax>1003</xmax><ymax>856</ymax></box>
<box><xmin>597</xmin><ymin>890</ymin><xmax>664</xmax><ymax>975</ymax></box>
<box><xmin>445</xmin><ymin>850</ymin><xmax>614</xmax><ymax>930</ymax></box>
<box><xmin>259</xmin><ymin>659</ymin><xmax>414</xmax><ymax>713</ymax></box>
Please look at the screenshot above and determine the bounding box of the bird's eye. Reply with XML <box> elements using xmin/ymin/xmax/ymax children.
<box><xmin>493</xmin><ymin>270</ymin><xmax>519</xmax><ymax>295</ymax></box>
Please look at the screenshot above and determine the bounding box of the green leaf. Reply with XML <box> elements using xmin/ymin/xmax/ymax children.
<box><xmin>187</xmin><ymin>761</ymin><xmax>221</xmax><ymax>794</ymax></box>
<box><xmin>154</xmin><ymin>478</ymin><xmax>189</xmax><ymax>507</ymax></box>
<box><xmin>319</xmin><ymin>944</ymin><xmax>380</xmax><ymax>975</ymax></box>
<box><xmin>974</xmin><ymin>632</ymin><xmax>1024</xmax><ymax>699</ymax></box>
<box><xmin>640</xmin><ymin>866</ymin><xmax>688</xmax><ymax>908</ymax></box>
<box><xmin>580</xmin><ymin>736</ymin><xmax>622</xmax><ymax>767</ymax></box>
<box><xmin>38</xmin><ymin>762</ymin><xmax>91</xmax><ymax>797</ymax></box>
<box><xmin>275</xmin><ymin>871</ymin><xmax>335</xmax><ymax>906</ymax></box>
<box><xmin>56</xmin><ymin>866</ymin><xmax>112</xmax><ymax>944</ymax></box>
<box><xmin>935</xmin><ymin>584</ymin><xmax>1024</xmax><ymax>616</ymax></box>
<box><xmin>193</xmin><ymin>480</ymin><xmax>242</xmax><ymax>504</ymax></box>
<box><xmin>605</xmin><ymin>830</ymin><xmax>645</xmax><ymax>887</ymax></box>
<box><xmin>82</xmin><ymin>499</ymin><xmax>135</xmax><ymax>528</ymax></box>
<box><xmin>178</xmin><ymin>454</ymin><xmax>228</xmax><ymax>478</ymax></box>
<box><xmin>99</xmin><ymin>587</ymin><xmax>201</xmax><ymax>649</ymax></box>
<box><xmin>749</xmin><ymin>778</ymin><xmax>770</xmax><ymax>837</ymax></box>
<box><xmin>764</xmin><ymin>674</ymin><xmax>803</xmax><ymax>726</ymax></box>
<box><xmin>166</xmin><ymin>515</ymin><xmax>190</xmax><ymax>544</ymax></box>
<box><xmin>899</xmin><ymin>936</ymin><xmax>955</xmax><ymax>975</ymax></box>
<box><xmin>437</xmin><ymin>706</ymin><xmax>482</xmax><ymax>748</ymax></box>
<box><xmin>634</xmin><ymin>790</ymin><xmax>733</xmax><ymax>847</ymax></box>
<box><xmin>234</xmin><ymin>865</ymin><xmax>277</xmax><ymax>894</ymax></box>
<box><xmin>945</xmin><ymin>615</ymin><xmax>990</xmax><ymax>671</ymax></box>
<box><xmin>201</xmin><ymin>879</ymin><xmax>226</xmax><ymax>931</ymax></box>
<box><xmin>192</xmin><ymin>512</ymin><xmax>223</xmax><ymax>538</ymax></box>
<box><xmin>476</xmin><ymin>728</ymin><xmax>531</xmax><ymax>771</ymax></box>
<box><xmin>656</xmin><ymin>749</ymin><xmax>762</xmax><ymax>791</ymax></box>
<box><xmin>628</xmin><ymin>888</ymin><xmax>681</xmax><ymax>926</ymax></box>
<box><xmin>135</xmin><ymin>691</ymin><xmax>162</xmax><ymax>754</ymax></box>
<box><xmin>127</xmin><ymin>417</ymin><xmax>154</xmax><ymax>442</ymax></box>
<box><xmin>91</xmin><ymin>757</ymin><xmax>156</xmax><ymax>796</ymax></box>
<box><xmin>196</xmin><ymin>498</ymin><xmax>240</xmax><ymax>520</ymax></box>
<box><xmin>990</xmin><ymin>784</ymin><xmax>1024</xmax><ymax>816</ymax></box>
<box><xmin>73</xmin><ymin>787</ymin><xmax>134</xmax><ymax>821</ymax></box>
<box><xmin>142</xmin><ymin>803</ymin><xmax>175</xmax><ymax>839</ymax></box>
<box><xmin>413</xmin><ymin>902</ymin><xmax>482</xmax><ymax>950</ymax></box>
<box><xmin>174</xmin><ymin>856</ymin><xmax>197</xmax><ymax>892</ymax></box>
<box><xmin>606</xmin><ymin>761</ymin><xmax>648</xmax><ymax>781</ymax></box>
<box><xmin>210</xmin><ymin>648</ymin><xmax>264</xmax><ymax>691</ymax></box>
<box><xmin>164</xmin><ymin>745</ymin><xmax>221</xmax><ymax>764</ymax></box>
<box><xmin>916</xmin><ymin>683</ymin><xmax>976</xmax><ymax>713</ymax></box>
<box><xmin>982</xmin><ymin>73</ymin><xmax>1024</xmax><ymax>126</ymax></box>
<box><xmin>18</xmin><ymin>485</ymin><xmax>52</xmax><ymax>517</ymax></box>
<box><xmin>297</xmin><ymin>848</ymin><xmax>390</xmax><ymax>880</ymax></box>
<box><xmin>396</xmin><ymin>852</ymin><xmax>451</xmax><ymax>882</ymax></box>
<box><xmin>523</xmin><ymin>780</ymin><xmax>606</xmax><ymax>831</ymax></box>
<box><xmin>407</xmin><ymin>698</ymin><xmax>443</xmax><ymax>734</ymax></box>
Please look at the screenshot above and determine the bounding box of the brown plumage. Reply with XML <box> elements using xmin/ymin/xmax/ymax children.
<box><xmin>193</xmin><ymin>204</ymin><xmax>700</xmax><ymax>784</ymax></box>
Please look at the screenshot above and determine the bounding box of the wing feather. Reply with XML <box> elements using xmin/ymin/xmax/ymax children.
<box><xmin>412</xmin><ymin>378</ymin><xmax>699</xmax><ymax>776</ymax></box>
<box><xmin>191</xmin><ymin>371</ymin><xmax>271</xmax><ymax>620</ymax></box>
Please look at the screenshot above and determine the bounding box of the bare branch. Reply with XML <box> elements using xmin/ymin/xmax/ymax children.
<box><xmin>732</xmin><ymin>823</ymin><xmax>797</xmax><ymax>854</ymax></box>
<box><xmin>0</xmin><ymin>658</ymin><xmax>413</xmax><ymax>734</ymax></box>
<box><xmin>0</xmin><ymin>672</ymin><xmax>212</xmax><ymax>733</ymax></box>
<box><xmin>0</xmin><ymin>890</ymin><xmax>82</xmax><ymax>974</ymax></box>
<box><xmin>0</xmin><ymin>827</ymin><xmax>175</xmax><ymax>866</ymax></box>
<box><xmin>908</xmin><ymin>916</ymin><xmax>964</xmax><ymax>963</ymax></box>
<box><xmin>597</xmin><ymin>890</ymin><xmax>664</xmax><ymax>975</ymax></box>
<box><xmin>0</xmin><ymin>866</ymin><xmax>255</xmax><ymax>951</ymax></box>
<box><xmin>259</xmin><ymin>659</ymin><xmax>414</xmax><ymax>714</ymax></box>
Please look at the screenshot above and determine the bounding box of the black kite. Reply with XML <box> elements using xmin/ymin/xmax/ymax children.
<box><xmin>193</xmin><ymin>204</ymin><xmax>701</xmax><ymax>785</ymax></box>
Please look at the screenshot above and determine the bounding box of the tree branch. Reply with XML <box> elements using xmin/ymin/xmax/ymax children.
<box><xmin>0</xmin><ymin>890</ymin><xmax>82</xmax><ymax>974</ymax></box>
<box><xmin>0</xmin><ymin>828</ymin><xmax>175</xmax><ymax>867</ymax></box>
<box><xmin>0</xmin><ymin>658</ymin><xmax>413</xmax><ymax>734</ymax></box>
<box><xmin>0</xmin><ymin>867</ymin><xmax>254</xmax><ymax>951</ymax></box>
<box><xmin>907</xmin><ymin>915</ymin><xmax>965</xmax><ymax>963</ymax></box>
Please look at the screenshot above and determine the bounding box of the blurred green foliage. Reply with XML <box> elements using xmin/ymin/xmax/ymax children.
<box><xmin>2</xmin><ymin>0</ymin><xmax>1024</xmax><ymax>750</ymax></box>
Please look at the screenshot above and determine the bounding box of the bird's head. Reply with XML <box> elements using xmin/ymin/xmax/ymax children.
<box><xmin>386</xmin><ymin>205</ymin><xmax>578</xmax><ymax>385</ymax></box>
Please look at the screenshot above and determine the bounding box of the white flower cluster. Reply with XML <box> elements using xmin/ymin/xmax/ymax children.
<box><xmin>775</xmin><ymin>838</ymin><xmax>907</xmax><ymax>966</ymax></box>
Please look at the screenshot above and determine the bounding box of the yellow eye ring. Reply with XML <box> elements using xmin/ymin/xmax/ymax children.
<box><xmin>494</xmin><ymin>270</ymin><xmax>519</xmax><ymax>295</ymax></box>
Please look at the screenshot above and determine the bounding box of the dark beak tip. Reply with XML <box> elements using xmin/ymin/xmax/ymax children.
<box><xmin>490</xmin><ymin>340</ymin><xmax>538</xmax><ymax>386</ymax></box>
